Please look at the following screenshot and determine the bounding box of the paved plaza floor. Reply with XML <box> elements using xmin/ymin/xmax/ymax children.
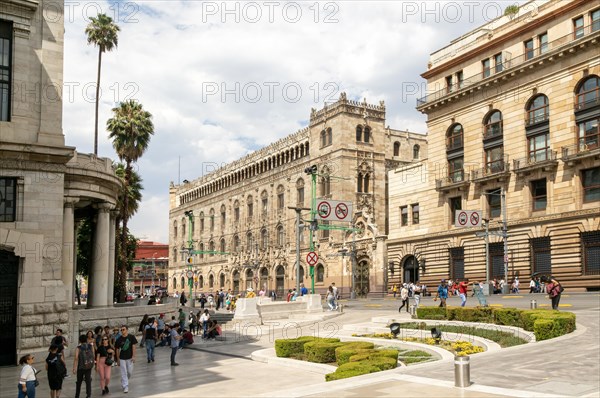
<box><xmin>1</xmin><ymin>293</ymin><xmax>599</xmax><ymax>397</ymax></box>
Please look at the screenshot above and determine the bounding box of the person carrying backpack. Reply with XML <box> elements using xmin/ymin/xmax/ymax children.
<box><xmin>545</xmin><ymin>276</ymin><xmax>563</xmax><ymax>310</ymax></box>
<box><xmin>73</xmin><ymin>334</ymin><xmax>94</xmax><ymax>398</ymax></box>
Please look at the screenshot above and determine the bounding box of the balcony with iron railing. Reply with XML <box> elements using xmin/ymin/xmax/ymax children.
<box><xmin>446</xmin><ymin>136</ymin><xmax>463</xmax><ymax>151</ymax></box>
<box><xmin>417</xmin><ymin>24</ymin><xmax>600</xmax><ymax>109</ymax></box>
<box><xmin>471</xmin><ymin>159</ymin><xmax>511</xmax><ymax>183</ymax></box>
<box><xmin>513</xmin><ymin>150</ymin><xmax>558</xmax><ymax>175</ymax></box>
<box><xmin>435</xmin><ymin>169</ymin><xmax>470</xmax><ymax>192</ymax></box>
<box><xmin>526</xmin><ymin>106</ymin><xmax>550</xmax><ymax>126</ymax></box>
<box><xmin>561</xmin><ymin>131</ymin><xmax>600</xmax><ymax>164</ymax></box>
<box><xmin>575</xmin><ymin>88</ymin><xmax>600</xmax><ymax>111</ymax></box>
<box><xmin>483</xmin><ymin>122</ymin><xmax>503</xmax><ymax>141</ymax></box>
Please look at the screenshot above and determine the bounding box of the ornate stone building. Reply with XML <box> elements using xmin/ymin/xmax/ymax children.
<box><xmin>0</xmin><ymin>1</ymin><xmax>121</xmax><ymax>365</ymax></box>
<box><xmin>169</xmin><ymin>94</ymin><xmax>427</xmax><ymax>299</ymax></box>
<box><xmin>387</xmin><ymin>0</ymin><xmax>600</xmax><ymax>291</ymax></box>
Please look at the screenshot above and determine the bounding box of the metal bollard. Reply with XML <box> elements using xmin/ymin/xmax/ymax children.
<box><xmin>454</xmin><ymin>355</ymin><xmax>471</xmax><ymax>387</ymax></box>
<box><xmin>409</xmin><ymin>304</ymin><xmax>416</xmax><ymax>316</ymax></box>
<box><xmin>530</xmin><ymin>299</ymin><xmax>537</xmax><ymax>309</ymax></box>
<box><xmin>338</xmin><ymin>304</ymin><xmax>344</xmax><ymax>313</ymax></box>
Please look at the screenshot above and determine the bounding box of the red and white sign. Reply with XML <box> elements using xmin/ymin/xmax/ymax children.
<box><xmin>315</xmin><ymin>200</ymin><xmax>353</xmax><ymax>222</ymax></box>
<box><xmin>306</xmin><ymin>251</ymin><xmax>319</xmax><ymax>266</ymax></box>
<box><xmin>454</xmin><ymin>210</ymin><xmax>482</xmax><ymax>228</ymax></box>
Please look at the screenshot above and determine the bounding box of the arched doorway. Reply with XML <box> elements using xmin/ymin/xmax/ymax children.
<box><xmin>403</xmin><ymin>255</ymin><xmax>420</xmax><ymax>284</ymax></box>
<box><xmin>233</xmin><ymin>270</ymin><xmax>240</xmax><ymax>294</ymax></box>
<box><xmin>199</xmin><ymin>275</ymin><xmax>204</xmax><ymax>289</ymax></box>
<box><xmin>0</xmin><ymin>250</ymin><xmax>18</xmax><ymax>365</ymax></box>
<box><xmin>259</xmin><ymin>267</ymin><xmax>268</xmax><ymax>292</ymax></box>
<box><xmin>209</xmin><ymin>274</ymin><xmax>214</xmax><ymax>289</ymax></box>
<box><xmin>355</xmin><ymin>258</ymin><xmax>370</xmax><ymax>297</ymax></box>
<box><xmin>219</xmin><ymin>273</ymin><xmax>225</xmax><ymax>289</ymax></box>
<box><xmin>276</xmin><ymin>265</ymin><xmax>285</xmax><ymax>298</ymax></box>
<box><xmin>246</xmin><ymin>269</ymin><xmax>254</xmax><ymax>290</ymax></box>
<box><xmin>299</xmin><ymin>265</ymin><xmax>305</xmax><ymax>282</ymax></box>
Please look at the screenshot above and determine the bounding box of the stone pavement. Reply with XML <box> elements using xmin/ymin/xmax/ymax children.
<box><xmin>1</xmin><ymin>298</ymin><xmax>599</xmax><ymax>398</ymax></box>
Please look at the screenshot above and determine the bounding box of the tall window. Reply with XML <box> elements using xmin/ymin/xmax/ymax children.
<box><xmin>413</xmin><ymin>145</ymin><xmax>420</xmax><ymax>159</ymax></box>
<box><xmin>526</xmin><ymin>94</ymin><xmax>549</xmax><ymax>125</ymax></box>
<box><xmin>578</xmin><ymin>117</ymin><xmax>599</xmax><ymax>151</ymax></box>
<box><xmin>173</xmin><ymin>221</ymin><xmax>177</xmax><ymax>240</ymax></box>
<box><xmin>450</xmin><ymin>247</ymin><xmax>464</xmax><ymax>280</ymax></box>
<box><xmin>582</xmin><ymin>231</ymin><xmax>600</xmax><ymax>275</ymax></box>
<box><xmin>320</xmin><ymin>175</ymin><xmax>330</xmax><ymax>196</ymax></box>
<box><xmin>277</xmin><ymin>225</ymin><xmax>284</xmax><ymax>246</ymax></box>
<box><xmin>364</xmin><ymin>127</ymin><xmax>371</xmax><ymax>143</ymax></box>
<box><xmin>233</xmin><ymin>235</ymin><xmax>240</xmax><ymax>252</ymax></box>
<box><xmin>246</xmin><ymin>232</ymin><xmax>253</xmax><ymax>251</ymax></box>
<box><xmin>320</xmin><ymin>128</ymin><xmax>332</xmax><ymax>147</ymax></box>
<box><xmin>261</xmin><ymin>191</ymin><xmax>268</xmax><ymax>216</ymax></box>
<box><xmin>528</xmin><ymin>132</ymin><xmax>550</xmax><ymax>163</ymax></box>
<box><xmin>400</xmin><ymin>206</ymin><xmax>408</xmax><ymax>226</ymax></box>
<box><xmin>357</xmin><ymin>173</ymin><xmax>369</xmax><ymax>193</ymax></box>
<box><xmin>531</xmin><ymin>179</ymin><xmax>547</xmax><ymax>211</ymax></box>
<box><xmin>485</xmin><ymin>146</ymin><xmax>504</xmax><ymax>173</ymax></box>
<box><xmin>356</xmin><ymin>125</ymin><xmax>362</xmax><ymax>141</ymax></box>
<box><xmin>524</xmin><ymin>39</ymin><xmax>534</xmax><ymax>60</ymax></box>
<box><xmin>592</xmin><ymin>9</ymin><xmax>600</xmax><ymax>32</ymax></box>
<box><xmin>209</xmin><ymin>240</ymin><xmax>215</xmax><ymax>256</ymax></box>
<box><xmin>447</xmin><ymin>123</ymin><xmax>463</xmax><ymax>150</ymax></box>
<box><xmin>573</xmin><ymin>16</ymin><xmax>584</xmax><ymax>39</ymax></box>
<box><xmin>411</xmin><ymin>204</ymin><xmax>419</xmax><ymax>225</ymax></box>
<box><xmin>393</xmin><ymin>142</ymin><xmax>400</xmax><ymax>156</ymax></box>
<box><xmin>457</xmin><ymin>70</ymin><xmax>464</xmax><ymax>89</ymax></box>
<box><xmin>448</xmin><ymin>157</ymin><xmax>464</xmax><ymax>182</ymax></box>
<box><xmin>327</xmin><ymin>128</ymin><xmax>332</xmax><ymax>145</ymax></box>
<box><xmin>297</xmin><ymin>185</ymin><xmax>304</xmax><ymax>205</ymax></box>
<box><xmin>538</xmin><ymin>32</ymin><xmax>548</xmax><ymax>54</ymax></box>
<box><xmin>316</xmin><ymin>264</ymin><xmax>324</xmax><ymax>283</ymax></box>
<box><xmin>446</xmin><ymin>75</ymin><xmax>453</xmax><ymax>93</ymax></box>
<box><xmin>576</xmin><ymin>76</ymin><xmax>600</xmax><ymax>111</ymax></box>
<box><xmin>209</xmin><ymin>209</ymin><xmax>215</xmax><ymax>231</ymax></box>
<box><xmin>321</xmin><ymin>130</ymin><xmax>327</xmax><ymax>147</ymax></box>
<box><xmin>482</xmin><ymin>58</ymin><xmax>491</xmax><ymax>78</ymax></box>
<box><xmin>321</xmin><ymin>220</ymin><xmax>329</xmax><ymax>239</ymax></box>
<box><xmin>181</xmin><ymin>220</ymin><xmax>186</xmax><ymax>238</ymax></box>
<box><xmin>582</xmin><ymin>167</ymin><xmax>600</xmax><ymax>203</ymax></box>
<box><xmin>531</xmin><ymin>237</ymin><xmax>551</xmax><ymax>275</ymax></box>
<box><xmin>220</xmin><ymin>205</ymin><xmax>226</xmax><ymax>229</ymax></box>
<box><xmin>247</xmin><ymin>197</ymin><xmax>253</xmax><ymax>218</ymax></box>
<box><xmin>260</xmin><ymin>229</ymin><xmax>268</xmax><ymax>249</ymax></box>
<box><xmin>449</xmin><ymin>196</ymin><xmax>462</xmax><ymax>224</ymax></box>
<box><xmin>494</xmin><ymin>53</ymin><xmax>503</xmax><ymax>73</ymax></box>
<box><xmin>489</xmin><ymin>242</ymin><xmax>505</xmax><ymax>279</ymax></box>
<box><xmin>234</xmin><ymin>201</ymin><xmax>240</xmax><ymax>222</ymax></box>
<box><xmin>220</xmin><ymin>238</ymin><xmax>226</xmax><ymax>253</ymax></box>
<box><xmin>487</xmin><ymin>188</ymin><xmax>501</xmax><ymax>218</ymax></box>
<box><xmin>484</xmin><ymin>110</ymin><xmax>503</xmax><ymax>139</ymax></box>
<box><xmin>0</xmin><ymin>20</ymin><xmax>12</xmax><ymax>121</ymax></box>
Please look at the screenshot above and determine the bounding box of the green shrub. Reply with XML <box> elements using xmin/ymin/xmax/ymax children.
<box><xmin>416</xmin><ymin>306</ymin><xmax>447</xmax><ymax>320</ymax></box>
<box><xmin>325</xmin><ymin>362</ymin><xmax>380</xmax><ymax>381</ymax></box>
<box><xmin>533</xmin><ymin>319</ymin><xmax>557</xmax><ymax>341</ymax></box>
<box><xmin>335</xmin><ymin>342</ymin><xmax>375</xmax><ymax>365</ymax></box>
<box><xmin>304</xmin><ymin>341</ymin><xmax>345</xmax><ymax>363</ymax></box>
<box><xmin>493</xmin><ymin>308</ymin><xmax>523</xmax><ymax>327</ymax></box>
<box><xmin>360</xmin><ymin>356</ymin><xmax>397</xmax><ymax>371</ymax></box>
<box><xmin>447</xmin><ymin>307</ymin><xmax>494</xmax><ymax>323</ymax></box>
<box><xmin>520</xmin><ymin>310</ymin><xmax>550</xmax><ymax>331</ymax></box>
<box><xmin>349</xmin><ymin>349</ymin><xmax>398</xmax><ymax>363</ymax></box>
<box><xmin>274</xmin><ymin>336</ymin><xmax>340</xmax><ymax>358</ymax></box>
<box><xmin>524</xmin><ymin>311</ymin><xmax>576</xmax><ymax>340</ymax></box>
<box><xmin>399</xmin><ymin>350</ymin><xmax>432</xmax><ymax>365</ymax></box>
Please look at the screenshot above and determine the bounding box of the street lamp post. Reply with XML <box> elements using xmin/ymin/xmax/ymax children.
<box><xmin>151</xmin><ymin>251</ymin><xmax>157</xmax><ymax>295</ymax></box>
<box><xmin>501</xmin><ymin>186</ymin><xmax>509</xmax><ymax>294</ymax></box>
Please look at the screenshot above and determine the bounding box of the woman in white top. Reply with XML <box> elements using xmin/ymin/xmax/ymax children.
<box><xmin>18</xmin><ymin>353</ymin><xmax>37</xmax><ymax>398</ymax></box>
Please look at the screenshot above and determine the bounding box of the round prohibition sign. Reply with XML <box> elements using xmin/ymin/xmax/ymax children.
<box><xmin>458</xmin><ymin>211</ymin><xmax>468</xmax><ymax>226</ymax></box>
<box><xmin>335</xmin><ymin>203</ymin><xmax>348</xmax><ymax>220</ymax></box>
<box><xmin>318</xmin><ymin>201</ymin><xmax>331</xmax><ymax>219</ymax></box>
<box><xmin>186</xmin><ymin>270</ymin><xmax>194</xmax><ymax>279</ymax></box>
<box><xmin>306</xmin><ymin>251</ymin><xmax>319</xmax><ymax>266</ymax></box>
<box><xmin>470</xmin><ymin>212</ymin><xmax>480</xmax><ymax>226</ymax></box>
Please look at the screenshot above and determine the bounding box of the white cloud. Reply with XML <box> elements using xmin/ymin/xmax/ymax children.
<box><xmin>62</xmin><ymin>0</ymin><xmax>530</xmax><ymax>243</ymax></box>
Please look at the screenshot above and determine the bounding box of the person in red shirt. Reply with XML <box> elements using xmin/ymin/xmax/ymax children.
<box><xmin>458</xmin><ymin>280</ymin><xmax>469</xmax><ymax>307</ymax></box>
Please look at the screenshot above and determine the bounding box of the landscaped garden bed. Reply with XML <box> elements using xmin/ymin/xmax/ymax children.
<box><xmin>351</xmin><ymin>333</ymin><xmax>485</xmax><ymax>356</ymax></box>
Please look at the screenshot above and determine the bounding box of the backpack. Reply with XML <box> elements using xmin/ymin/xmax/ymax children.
<box><xmin>145</xmin><ymin>326</ymin><xmax>156</xmax><ymax>340</ymax></box>
<box><xmin>78</xmin><ymin>344</ymin><xmax>95</xmax><ymax>370</ymax></box>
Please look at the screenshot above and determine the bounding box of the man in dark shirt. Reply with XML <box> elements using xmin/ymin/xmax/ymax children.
<box><xmin>115</xmin><ymin>325</ymin><xmax>137</xmax><ymax>394</ymax></box>
<box><xmin>51</xmin><ymin>328</ymin><xmax>68</xmax><ymax>353</ymax></box>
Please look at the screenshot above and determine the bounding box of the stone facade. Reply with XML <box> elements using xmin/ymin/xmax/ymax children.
<box><xmin>388</xmin><ymin>0</ymin><xmax>600</xmax><ymax>291</ymax></box>
<box><xmin>0</xmin><ymin>1</ymin><xmax>121</xmax><ymax>365</ymax></box>
<box><xmin>169</xmin><ymin>94</ymin><xmax>427</xmax><ymax>299</ymax></box>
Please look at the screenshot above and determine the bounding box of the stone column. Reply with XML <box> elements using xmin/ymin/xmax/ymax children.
<box><xmin>88</xmin><ymin>203</ymin><xmax>113</xmax><ymax>308</ymax></box>
<box><xmin>107</xmin><ymin>210</ymin><xmax>117</xmax><ymax>306</ymax></box>
<box><xmin>61</xmin><ymin>198</ymin><xmax>78</xmax><ymax>309</ymax></box>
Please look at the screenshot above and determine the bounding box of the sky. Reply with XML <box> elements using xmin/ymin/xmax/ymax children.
<box><xmin>61</xmin><ymin>0</ymin><xmax>532</xmax><ymax>243</ymax></box>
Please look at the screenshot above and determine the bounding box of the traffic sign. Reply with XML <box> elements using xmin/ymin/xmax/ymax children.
<box><xmin>455</xmin><ymin>210</ymin><xmax>482</xmax><ymax>227</ymax></box>
<box><xmin>306</xmin><ymin>251</ymin><xmax>319</xmax><ymax>266</ymax></box>
<box><xmin>315</xmin><ymin>199</ymin><xmax>353</xmax><ymax>222</ymax></box>
<box><xmin>186</xmin><ymin>270</ymin><xmax>194</xmax><ymax>278</ymax></box>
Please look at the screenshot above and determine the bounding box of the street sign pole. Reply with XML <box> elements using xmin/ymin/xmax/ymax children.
<box><xmin>484</xmin><ymin>219</ymin><xmax>490</xmax><ymax>296</ymax></box>
<box><xmin>309</xmin><ymin>171</ymin><xmax>317</xmax><ymax>293</ymax></box>
<box><xmin>501</xmin><ymin>186</ymin><xmax>509</xmax><ymax>294</ymax></box>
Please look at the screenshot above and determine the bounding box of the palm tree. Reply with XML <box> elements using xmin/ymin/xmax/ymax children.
<box><xmin>85</xmin><ymin>13</ymin><xmax>120</xmax><ymax>156</ymax></box>
<box><xmin>108</xmin><ymin>100</ymin><xmax>154</xmax><ymax>301</ymax></box>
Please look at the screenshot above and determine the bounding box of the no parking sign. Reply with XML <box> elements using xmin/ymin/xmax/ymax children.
<box><xmin>454</xmin><ymin>210</ymin><xmax>482</xmax><ymax>227</ymax></box>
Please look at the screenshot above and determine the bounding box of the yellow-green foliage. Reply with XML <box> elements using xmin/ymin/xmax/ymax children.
<box><xmin>325</xmin><ymin>362</ymin><xmax>380</xmax><ymax>382</ymax></box>
<box><xmin>304</xmin><ymin>341</ymin><xmax>346</xmax><ymax>363</ymax></box>
<box><xmin>335</xmin><ymin>342</ymin><xmax>375</xmax><ymax>365</ymax></box>
<box><xmin>274</xmin><ymin>336</ymin><xmax>340</xmax><ymax>358</ymax></box>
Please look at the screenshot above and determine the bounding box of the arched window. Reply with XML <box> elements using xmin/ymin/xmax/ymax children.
<box><xmin>209</xmin><ymin>240</ymin><xmax>215</xmax><ymax>256</ymax></box>
<box><xmin>233</xmin><ymin>234</ymin><xmax>240</xmax><ymax>253</ymax></box>
<box><xmin>526</xmin><ymin>94</ymin><xmax>549</xmax><ymax>125</ymax></box>
<box><xmin>209</xmin><ymin>208</ymin><xmax>215</xmax><ymax>231</ymax></box>
<box><xmin>296</xmin><ymin>178</ymin><xmax>304</xmax><ymax>205</ymax></box>
<box><xmin>413</xmin><ymin>144</ymin><xmax>420</xmax><ymax>159</ymax></box>
<box><xmin>199</xmin><ymin>211</ymin><xmax>205</xmax><ymax>231</ymax></box>
<box><xmin>247</xmin><ymin>232</ymin><xmax>253</xmax><ymax>251</ymax></box>
<box><xmin>261</xmin><ymin>229</ymin><xmax>268</xmax><ymax>249</ymax></box>
<box><xmin>320</xmin><ymin>130</ymin><xmax>327</xmax><ymax>147</ymax></box>
<box><xmin>363</xmin><ymin>174</ymin><xmax>370</xmax><ymax>192</ymax></box>
<box><xmin>316</xmin><ymin>264</ymin><xmax>325</xmax><ymax>283</ymax></box>
<box><xmin>261</xmin><ymin>190</ymin><xmax>268</xmax><ymax>217</ymax></box>
<box><xmin>172</xmin><ymin>277</ymin><xmax>176</xmax><ymax>289</ymax></box>
<box><xmin>357</xmin><ymin>173</ymin><xmax>369</xmax><ymax>193</ymax></box>
<box><xmin>320</xmin><ymin>174</ymin><xmax>331</xmax><ymax>196</ymax></box>
<box><xmin>277</xmin><ymin>185</ymin><xmax>285</xmax><ymax>210</ymax></box>
<box><xmin>446</xmin><ymin>123</ymin><xmax>463</xmax><ymax>150</ymax></box>
<box><xmin>576</xmin><ymin>75</ymin><xmax>600</xmax><ymax>111</ymax></box>
<box><xmin>209</xmin><ymin>274</ymin><xmax>214</xmax><ymax>289</ymax></box>
<box><xmin>393</xmin><ymin>141</ymin><xmax>400</xmax><ymax>156</ymax></box>
<box><xmin>181</xmin><ymin>219</ymin><xmax>186</xmax><ymax>238</ymax></box>
<box><xmin>172</xmin><ymin>247</ymin><xmax>177</xmax><ymax>262</ymax></box>
<box><xmin>364</xmin><ymin>126</ymin><xmax>371</xmax><ymax>143</ymax></box>
<box><xmin>173</xmin><ymin>221</ymin><xmax>177</xmax><ymax>239</ymax></box>
<box><xmin>180</xmin><ymin>276</ymin><xmax>185</xmax><ymax>289</ymax></box>
<box><xmin>199</xmin><ymin>275</ymin><xmax>204</xmax><ymax>288</ymax></box>
<box><xmin>327</xmin><ymin>127</ymin><xmax>332</xmax><ymax>145</ymax></box>
<box><xmin>219</xmin><ymin>273</ymin><xmax>225</xmax><ymax>288</ymax></box>
<box><xmin>356</xmin><ymin>125</ymin><xmax>363</xmax><ymax>141</ymax></box>
<box><xmin>220</xmin><ymin>204</ymin><xmax>226</xmax><ymax>229</ymax></box>
<box><xmin>277</xmin><ymin>225</ymin><xmax>284</xmax><ymax>246</ymax></box>
<box><xmin>234</xmin><ymin>200</ymin><xmax>240</xmax><ymax>222</ymax></box>
<box><xmin>199</xmin><ymin>243</ymin><xmax>204</xmax><ymax>259</ymax></box>
<box><xmin>484</xmin><ymin>110</ymin><xmax>503</xmax><ymax>139</ymax></box>
<box><xmin>220</xmin><ymin>238</ymin><xmax>226</xmax><ymax>253</ymax></box>
<box><xmin>247</xmin><ymin>195</ymin><xmax>253</xmax><ymax>219</ymax></box>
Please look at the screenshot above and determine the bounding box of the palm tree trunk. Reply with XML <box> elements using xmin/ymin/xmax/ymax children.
<box><xmin>94</xmin><ymin>48</ymin><xmax>102</xmax><ymax>156</ymax></box>
<box><xmin>118</xmin><ymin>161</ymin><xmax>132</xmax><ymax>302</ymax></box>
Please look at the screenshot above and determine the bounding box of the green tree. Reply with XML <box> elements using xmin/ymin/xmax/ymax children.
<box><xmin>85</xmin><ymin>13</ymin><xmax>120</xmax><ymax>156</ymax></box>
<box><xmin>108</xmin><ymin>100</ymin><xmax>154</xmax><ymax>301</ymax></box>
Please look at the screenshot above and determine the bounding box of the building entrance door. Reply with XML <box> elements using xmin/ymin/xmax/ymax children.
<box><xmin>403</xmin><ymin>255</ymin><xmax>420</xmax><ymax>284</ymax></box>
<box><xmin>355</xmin><ymin>259</ymin><xmax>370</xmax><ymax>297</ymax></box>
<box><xmin>0</xmin><ymin>250</ymin><xmax>18</xmax><ymax>366</ymax></box>
<box><xmin>276</xmin><ymin>266</ymin><xmax>285</xmax><ymax>298</ymax></box>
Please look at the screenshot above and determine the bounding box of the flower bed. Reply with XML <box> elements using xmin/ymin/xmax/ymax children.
<box><xmin>352</xmin><ymin>333</ymin><xmax>484</xmax><ymax>356</ymax></box>
<box><xmin>396</xmin><ymin>322</ymin><xmax>527</xmax><ymax>347</ymax></box>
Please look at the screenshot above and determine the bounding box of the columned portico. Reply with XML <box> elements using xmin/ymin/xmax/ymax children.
<box><xmin>61</xmin><ymin>197</ymin><xmax>79</xmax><ymax>309</ymax></box>
<box><xmin>107</xmin><ymin>210</ymin><xmax>117</xmax><ymax>306</ymax></box>
<box><xmin>88</xmin><ymin>203</ymin><xmax>114</xmax><ymax>308</ymax></box>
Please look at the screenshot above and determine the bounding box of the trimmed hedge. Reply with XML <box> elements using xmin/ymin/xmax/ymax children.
<box><xmin>359</xmin><ymin>357</ymin><xmax>397</xmax><ymax>371</ymax></box>
<box><xmin>274</xmin><ymin>336</ymin><xmax>340</xmax><ymax>358</ymax></box>
<box><xmin>304</xmin><ymin>341</ymin><xmax>346</xmax><ymax>363</ymax></box>
<box><xmin>416</xmin><ymin>307</ymin><xmax>576</xmax><ymax>341</ymax></box>
<box><xmin>325</xmin><ymin>362</ymin><xmax>380</xmax><ymax>381</ymax></box>
<box><xmin>349</xmin><ymin>349</ymin><xmax>399</xmax><ymax>364</ymax></box>
<box><xmin>335</xmin><ymin>342</ymin><xmax>375</xmax><ymax>365</ymax></box>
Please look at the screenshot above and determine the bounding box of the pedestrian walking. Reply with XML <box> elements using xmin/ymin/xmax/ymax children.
<box><xmin>398</xmin><ymin>285</ymin><xmax>409</xmax><ymax>312</ymax></box>
<box><xmin>434</xmin><ymin>280</ymin><xmax>449</xmax><ymax>308</ymax></box>
<box><xmin>545</xmin><ymin>276</ymin><xmax>563</xmax><ymax>310</ymax></box>
<box><xmin>73</xmin><ymin>334</ymin><xmax>94</xmax><ymax>398</ymax></box>
<box><xmin>138</xmin><ymin>314</ymin><xmax>149</xmax><ymax>348</ymax></box>
<box><xmin>170</xmin><ymin>323</ymin><xmax>183</xmax><ymax>366</ymax></box>
<box><xmin>458</xmin><ymin>279</ymin><xmax>469</xmax><ymax>307</ymax></box>
<box><xmin>392</xmin><ymin>284</ymin><xmax>398</xmax><ymax>298</ymax></box>
<box><xmin>18</xmin><ymin>354</ymin><xmax>37</xmax><ymax>398</ymax></box>
<box><xmin>326</xmin><ymin>285</ymin><xmax>335</xmax><ymax>311</ymax></box>
<box><xmin>51</xmin><ymin>328</ymin><xmax>68</xmax><ymax>354</ymax></box>
<box><xmin>200</xmin><ymin>309</ymin><xmax>210</xmax><ymax>339</ymax></box>
<box><xmin>180</xmin><ymin>291</ymin><xmax>187</xmax><ymax>306</ymax></box>
<box><xmin>144</xmin><ymin>317</ymin><xmax>158</xmax><ymax>363</ymax></box>
<box><xmin>96</xmin><ymin>335</ymin><xmax>115</xmax><ymax>395</ymax></box>
<box><xmin>115</xmin><ymin>325</ymin><xmax>138</xmax><ymax>394</ymax></box>
<box><xmin>46</xmin><ymin>344</ymin><xmax>66</xmax><ymax>398</ymax></box>
<box><xmin>331</xmin><ymin>283</ymin><xmax>338</xmax><ymax>309</ymax></box>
